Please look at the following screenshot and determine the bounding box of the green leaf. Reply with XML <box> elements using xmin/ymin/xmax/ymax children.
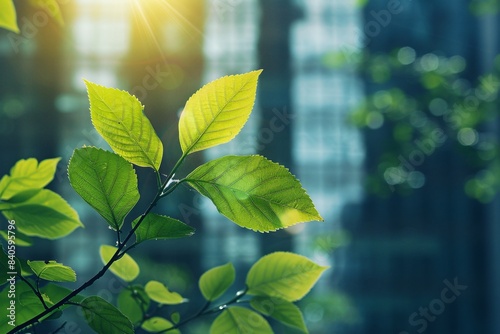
<box><xmin>81</xmin><ymin>296</ymin><xmax>134</xmax><ymax>334</ymax></box>
<box><xmin>171</xmin><ymin>312</ymin><xmax>180</xmax><ymax>324</ymax></box>
<box><xmin>85</xmin><ymin>80</ymin><xmax>163</xmax><ymax>170</ymax></box>
<box><xmin>210</xmin><ymin>306</ymin><xmax>273</xmax><ymax>334</ymax></box>
<box><xmin>0</xmin><ymin>279</ymin><xmax>73</xmax><ymax>329</ymax></box>
<box><xmin>28</xmin><ymin>260</ymin><xmax>76</xmax><ymax>282</ymax></box>
<box><xmin>142</xmin><ymin>317</ymin><xmax>180</xmax><ymax>333</ymax></box>
<box><xmin>0</xmin><ymin>279</ymin><xmax>44</xmax><ymax>333</ymax></box>
<box><xmin>1</xmin><ymin>189</ymin><xmax>83</xmax><ymax>239</ymax></box>
<box><xmin>199</xmin><ymin>262</ymin><xmax>235</xmax><ymax>301</ymax></box>
<box><xmin>133</xmin><ymin>213</ymin><xmax>195</xmax><ymax>243</ymax></box>
<box><xmin>68</xmin><ymin>147</ymin><xmax>140</xmax><ymax>230</ymax></box>
<box><xmin>42</xmin><ymin>283</ymin><xmax>85</xmax><ymax>304</ymax></box>
<box><xmin>179</xmin><ymin>70</ymin><xmax>262</xmax><ymax>155</ymax></box>
<box><xmin>250</xmin><ymin>296</ymin><xmax>308</xmax><ymax>333</ymax></box>
<box><xmin>29</xmin><ymin>0</ymin><xmax>64</xmax><ymax>26</ymax></box>
<box><xmin>0</xmin><ymin>0</ymin><xmax>19</xmax><ymax>33</ymax></box>
<box><xmin>99</xmin><ymin>245</ymin><xmax>139</xmax><ymax>282</ymax></box>
<box><xmin>117</xmin><ymin>285</ymin><xmax>150</xmax><ymax>325</ymax></box>
<box><xmin>185</xmin><ymin>155</ymin><xmax>323</xmax><ymax>232</ymax></box>
<box><xmin>145</xmin><ymin>280</ymin><xmax>185</xmax><ymax>305</ymax></box>
<box><xmin>20</xmin><ymin>290</ymin><xmax>54</xmax><ymax>307</ymax></box>
<box><xmin>0</xmin><ymin>230</ymin><xmax>33</xmax><ymax>247</ymax></box>
<box><xmin>246</xmin><ymin>252</ymin><xmax>329</xmax><ymax>302</ymax></box>
<box><xmin>0</xmin><ymin>157</ymin><xmax>60</xmax><ymax>200</ymax></box>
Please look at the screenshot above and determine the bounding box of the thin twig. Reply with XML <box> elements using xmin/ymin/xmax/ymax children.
<box><xmin>17</xmin><ymin>275</ymin><xmax>48</xmax><ymax>310</ymax></box>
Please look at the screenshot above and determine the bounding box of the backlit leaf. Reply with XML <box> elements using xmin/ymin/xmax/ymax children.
<box><xmin>81</xmin><ymin>296</ymin><xmax>134</xmax><ymax>334</ymax></box>
<box><xmin>199</xmin><ymin>262</ymin><xmax>235</xmax><ymax>301</ymax></box>
<box><xmin>68</xmin><ymin>147</ymin><xmax>140</xmax><ymax>230</ymax></box>
<box><xmin>246</xmin><ymin>252</ymin><xmax>329</xmax><ymax>302</ymax></box>
<box><xmin>179</xmin><ymin>70</ymin><xmax>262</xmax><ymax>155</ymax></box>
<box><xmin>210</xmin><ymin>306</ymin><xmax>273</xmax><ymax>334</ymax></box>
<box><xmin>133</xmin><ymin>213</ymin><xmax>195</xmax><ymax>243</ymax></box>
<box><xmin>1</xmin><ymin>189</ymin><xmax>83</xmax><ymax>239</ymax></box>
<box><xmin>0</xmin><ymin>157</ymin><xmax>60</xmax><ymax>200</ymax></box>
<box><xmin>85</xmin><ymin>80</ymin><xmax>163</xmax><ymax>170</ymax></box>
<box><xmin>142</xmin><ymin>317</ymin><xmax>180</xmax><ymax>333</ymax></box>
<box><xmin>145</xmin><ymin>280</ymin><xmax>185</xmax><ymax>305</ymax></box>
<box><xmin>28</xmin><ymin>260</ymin><xmax>76</xmax><ymax>282</ymax></box>
<box><xmin>99</xmin><ymin>245</ymin><xmax>139</xmax><ymax>282</ymax></box>
<box><xmin>0</xmin><ymin>0</ymin><xmax>19</xmax><ymax>33</ymax></box>
<box><xmin>185</xmin><ymin>155</ymin><xmax>323</xmax><ymax>232</ymax></box>
<box><xmin>250</xmin><ymin>296</ymin><xmax>308</xmax><ymax>333</ymax></box>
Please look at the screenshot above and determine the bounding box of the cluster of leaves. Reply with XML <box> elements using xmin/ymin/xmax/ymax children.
<box><xmin>327</xmin><ymin>48</ymin><xmax>500</xmax><ymax>201</ymax></box>
<box><xmin>100</xmin><ymin>252</ymin><xmax>327</xmax><ymax>334</ymax></box>
<box><xmin>0</xmin><ymin>70</ymin><xmax>327</xmax><ymax>333</ymax></box>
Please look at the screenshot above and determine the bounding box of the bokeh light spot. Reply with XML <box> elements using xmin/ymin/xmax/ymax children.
<box><xmin>457</xmin><ymin>128</ymin><xmax>478</xmax><ymax>146</ymax></box>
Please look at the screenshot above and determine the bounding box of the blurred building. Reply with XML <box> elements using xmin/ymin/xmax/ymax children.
<box><xmin>339</xmin><ymin>0</ymin><xmax>499</xmax><ymax>333</ymax></box>
<box><xmin>1</xmin><ymin>0</ymin><xmax>499</xmax><ymax>333</ymax></box>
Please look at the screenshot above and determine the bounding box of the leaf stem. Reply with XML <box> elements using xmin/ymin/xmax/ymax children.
<box><xmin>161</xmin><ymin>154</ymin><xmax>187</xmax><ymax>193</ymax></box>
<box><xmin>8</xmin><ymin>155</ymin><xmax>187</xmax><ymax>334</ymax></box>
<box><xmin>158</xmin><ymin>288</ymin><xmax>248</xmax><ymax>333</ymax></box>
<box><xmin>116</xmin><ymin>228</ymin><xmax>122</xmax><ymax>246</ymax></box>
<box><xmin>17</xmin><ymin>274</ymin><xmax>48</xmax><ymax>310</ymax></box>
<box><xmin>155</xmin><ymin>169</ymin><xmax>163</xmax><ymax>190</ymax></box>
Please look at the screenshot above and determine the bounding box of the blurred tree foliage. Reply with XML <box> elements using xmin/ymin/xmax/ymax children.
<box><xmin>470</xmin><ymin>0</ymin><xmax>500</xmax><ymax>15</ymax></box>
<box><xmin>324</xmin><ymin>48</ymin><xmax>500</xmax><ymax>202</ymax></box>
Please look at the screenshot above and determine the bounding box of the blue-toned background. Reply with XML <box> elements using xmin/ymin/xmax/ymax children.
<box><xmin>1</xmin><ymin>0</ymin><xmax>499</xmax><ymax>333</ymax></box>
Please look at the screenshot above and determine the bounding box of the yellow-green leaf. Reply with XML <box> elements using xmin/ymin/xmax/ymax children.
<box><xmin>0</xmin><ymin>157</ymin><xmax>60</xmax><ymax>200</ymax></box>
<box><xmin>210</xmin><ymin>306</ymin><xmax>273</xmax><ymax>334</ymax></box>
<box><xmin>68</xmin><ymin>147</ymin><xmax>140</xmax><ymax>230</ymax></box>
<box><xmin>85</xmin><ymin>80</ymin><xmax>163</xmax><ymax>170</ymax></box>
<box><xmin>1</xmin><ymin>189</ymin><xmax>83</xmax><ymax>239</ymax></box>
<box><xmin>246</xmin><ymin>252</ymin><xmax>329</xmax><ymax>302</ymax></box>
<box><xmin>185</xmin><ymin>155</ymin><xmax>323</xmax><ymax>232</ymax></box>
<box><xmin>199</xmin><ymin>262</ymin><xmax>235</xmax><ymax>301</ymax></box>
<box><xmin>0</xmin><ymin>0</ymin><xmax>19</xmax><ymax>33</ymax></box>
<box><xmin>27</xmin><ymin>260</ymin><xmax>76</xmax><ymax>282</ymax></box>
<box><xmin>250</xmin><ymin>296</ymin><xmax>308</xmax><ymax>333</ymax></box>
<box><xmin>99</xmin><ymin>245</ymin><xmax>139</xmax><ymax>282</ymax></box>
<box><xmin>179</xmin><ymin>70</ymin><xmax>262</xmax><ymax>155</ymax></box>
<box><xmin>142</xmin><ymin>317</ymin><xmax>180</xmax><ymax>333</ymax></box>
<box><xmin>145</xmin><ymin>280</ymin><xmax>185</xmax><ymax>305</ymax></box>
<box><xmin>0</xmin><ymin>230</ymin><xmax>32</xmax><ymax>247</ymax></box>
